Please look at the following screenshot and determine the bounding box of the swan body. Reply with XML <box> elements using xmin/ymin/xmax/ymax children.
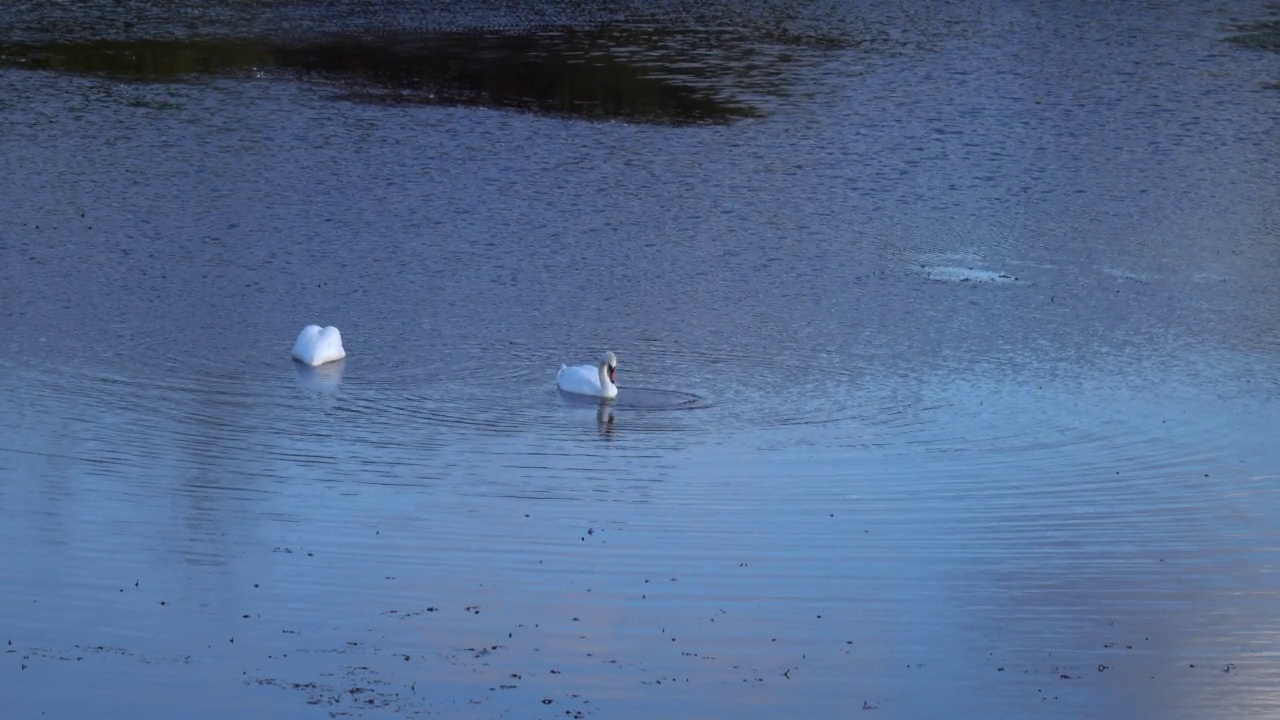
<box><xmin>292</xmin><ymin>325</ymin><xmax>346</xmax><ymax>366</ymax></box>
<box><xmin>557</xmin><ymin>351</ymin><xmax>618</xmax><ymax>399</ymax></box>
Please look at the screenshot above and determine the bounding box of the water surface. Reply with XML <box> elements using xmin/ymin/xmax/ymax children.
<box><xmin>2</xmin><ymin>1</ymin><xmax>1279</xmax><ymax>718</ymax></box>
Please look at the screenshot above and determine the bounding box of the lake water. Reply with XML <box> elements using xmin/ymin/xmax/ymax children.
<box><xmin>2</xmin><ymin>1</ymin><xmax>1279</xmax><ymax>718</ymax></box>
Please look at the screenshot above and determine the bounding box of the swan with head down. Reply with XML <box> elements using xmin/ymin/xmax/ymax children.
<box><xmin>292</xmin><ymin>325</ymin><xmax>346</xmax><ymax>366</ymax></box>
<box><xmin>557</xmin><ymin>351</ymin><xmax>618</xmax><ymax>399</ymax></box>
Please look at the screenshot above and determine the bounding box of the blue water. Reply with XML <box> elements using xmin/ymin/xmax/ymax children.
<box><xmin>2</xmin><ymin>2</ymin><xmax>1279</xmax><ymax>718</ymax></box>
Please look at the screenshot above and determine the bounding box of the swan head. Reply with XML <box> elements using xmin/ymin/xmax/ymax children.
<box><xmin>599</xmin><ymin>351</ymin><xmax>617</xmax><ymax>385</ymax></box>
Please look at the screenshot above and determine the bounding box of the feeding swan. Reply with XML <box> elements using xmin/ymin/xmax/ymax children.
<box><xmin>557</xmin><ymin>351</ymin><xmax>618</xmax><ymax>399</ymax></box>
<box><xmin>292</xmin><ymin>325</ymin><xmax>346</xmax><ymax>366</ymax></box>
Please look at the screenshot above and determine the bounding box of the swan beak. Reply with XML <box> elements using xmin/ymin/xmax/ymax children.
<box><xmin>608</xmin><ymin>367</ymin><xmax>616</xmax><ymax>384</ymax></box>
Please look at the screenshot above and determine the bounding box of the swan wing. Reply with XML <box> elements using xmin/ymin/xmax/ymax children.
<box><xmin>292</xmin><ymin>325</ymin><xmax>346</xmax><ymax>366</ymax></box>
<box><xmin>557</xmin><ymin>363</ymin><xmax>603</xmax><ymax>396</ymax></box>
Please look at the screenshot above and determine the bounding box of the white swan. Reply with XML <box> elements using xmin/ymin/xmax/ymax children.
<box><xmin>292</xmin><ymin>325</ymin><xmax>346</xmax><ymax>366</ymax></box>
<box><xmin>557</xmin><ymin>351</ymin><xmax>618</xmax><ymax>399</ymax></box>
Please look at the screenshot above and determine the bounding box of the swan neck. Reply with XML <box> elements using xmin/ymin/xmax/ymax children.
<box><xmin>598</xmin><ymin>362</ymin><xmax>617</xmax><ymax>398</ymax></box>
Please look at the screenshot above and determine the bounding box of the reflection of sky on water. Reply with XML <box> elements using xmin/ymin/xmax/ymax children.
<box><xmin>3</xmin><ymin>335</ymin><xmax>1277</xmax><ymax>717</ymax></box>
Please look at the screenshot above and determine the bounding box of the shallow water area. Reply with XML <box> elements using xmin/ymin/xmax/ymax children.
<box><xmin>3</xmin><ymin>1</ymin><xmax>1280</xmax><ymax>718</ymax></box>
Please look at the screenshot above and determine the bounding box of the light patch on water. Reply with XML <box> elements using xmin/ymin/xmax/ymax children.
<box><xmin>912</xmin><ymin>249</ymin><xmax>1025</xmax><ymax>284</ymax></box>
<box><xmin>1006</xmin><ymin>258</ymin><xmax>1060</xmax><ymax>270</ymax></box>
<box><xmin>1191</xmin><ymin>271</ymin><xmax>1232</xmax><ymax>284</ymax></box>
<box><xmin>922</xmin><ymin>265</ymin><xmax>1023</xmax><ymax>284</ymax></box>
<box><xmin>1103</xmin><ymin>268</ymin><xmax>1152</xmax><ymax>282</ymax></box>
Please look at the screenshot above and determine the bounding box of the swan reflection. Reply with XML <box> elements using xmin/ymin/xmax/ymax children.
<box><xmin>293</xmin><ymin>360</ymin><xmax>344</xmax><ymax>394</ymax></box>
<box><xmin>596</xmin><ymin>402</ymin><xmax>616</xmax><ymax>439</ymax></box>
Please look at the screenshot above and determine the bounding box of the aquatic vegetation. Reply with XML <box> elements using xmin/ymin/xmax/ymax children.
<box><xmin>1226</xmin><ymin>20</ymin><xmax>1280</xmax><ymax>51</ymax></box>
